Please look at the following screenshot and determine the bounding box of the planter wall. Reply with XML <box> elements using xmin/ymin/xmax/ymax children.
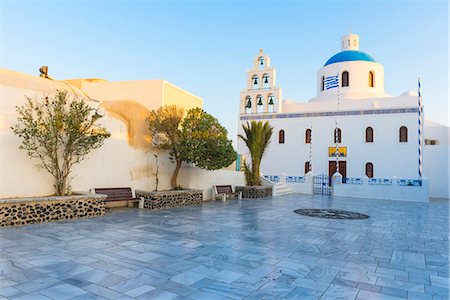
<box><xmin>0</xmin><ymin>193</ymin><xmax>106</xmax><ymax>227</ymax></box>
<box><xmin>236</xmin><ymin>186</ymin><xmax>273</xmax><ymax>199</ymax></box>
<box><xmin>136</xmin><ymin>189</ymin><xmax>203</xmax><ymax>210</ymax></box>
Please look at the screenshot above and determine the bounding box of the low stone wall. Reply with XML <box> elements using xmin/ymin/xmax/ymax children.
<box><xmin>236</xmin><ymin>186</ymin><xmax>273</xmax><ymax>199</ymax></box>
<box><xmin>135</xmin><ymin>190</ymin><xmax>203</xmax><ymax>210</ymax></box>
<box><xmin>0</xmin><ymin>193</ymin><xmax>106</xmax><ymax>227</ymax></box>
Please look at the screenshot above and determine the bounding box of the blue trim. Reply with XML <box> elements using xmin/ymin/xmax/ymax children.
<box><xmin>324</xmin><ymin>50</ymin><xmax>376</xmax><ymax>66</ymax></box>
<box><xmin>240</xmin><ymin>107</ymin><xmax>419</xmax><ymax>121</ymax></box>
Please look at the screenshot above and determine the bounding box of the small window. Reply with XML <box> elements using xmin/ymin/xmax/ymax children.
<box><xmin>365</xmin><ymin>162</ymin><xmax>374</xmax><ymax>178</ymax></box>
<box><xmin>334</xmin><ymin>128</ymin><xmax>342</xmax><ymax>143</ymax></box>
<box><xmin>305</xmin><ymin>129</ymin><xmax>312</xmax><ymax>144</ymax></box>
<box><xmin>399</xmin><ymin>126</ymin><xmax>408</xmax><ymax>143</ymax></box>
<box><xmin>365</xmin><ymin>127</ymin><xmax>374</xmax><ymax>143</ymax></box>
<box><xmin>369</xmin><ymin>71</ymin><xmax>375</xmax><ymax>87</ymax></box>
<box><xmin>305</xmin><ymin>161</ymin><xmax>311</xmax><ymax>174</ymax></box>
<box><xmin>279</xmin><ymin>130</ymin><xmax>285</xmax><ymax>144</ymax></box>
<box><xmin>321</xmin><ymin>76</ymin><xmax>325</xmax><ymax>91</ymax></box>
<box><xmin>342</xmin><ymin>71</ymin><xmax>349</xmax><ymax>87</ymax></box>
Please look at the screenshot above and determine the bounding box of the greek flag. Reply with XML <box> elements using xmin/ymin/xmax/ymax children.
<box><xmin>325</xmin><ymin>74</ymin><xmax>339</xmax><ymax>90</ymax></box>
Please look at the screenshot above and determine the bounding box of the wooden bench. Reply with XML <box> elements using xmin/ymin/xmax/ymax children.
<box><xmin>93</xmin><ymin>187</ymin><xmax>141</xmax><ymax>208</ymax></box>
<box><xmin>213</xmin><ymin>185</ymin><xmax>242</xmax><ymax>201</ymax></box>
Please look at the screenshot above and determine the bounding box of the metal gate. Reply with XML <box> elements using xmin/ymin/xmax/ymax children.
<box><xmin>314</xmin><ymin>174</ymin><xmax>332</xmax><ymax>195</ymax></box>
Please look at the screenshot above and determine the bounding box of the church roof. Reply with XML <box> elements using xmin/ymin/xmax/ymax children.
<box><xmin>324</xmin><ymin>50</ymin><xmax>376</xmax><ymax>66</ymax></box>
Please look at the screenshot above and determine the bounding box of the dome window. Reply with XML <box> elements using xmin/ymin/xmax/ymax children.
<box><xmin>321</xmin><ymin>76</ymin><xmax>325</xmax><ymax>91</ymax></box>
<box><xmin>342</xmin><ymin>71</ymin><xmax>349</xmax><ymax>87</ymax></box>
<box><xmin>369</xmin><ymin>71</ymin><xmax>375</xmax><ymax>87</ymax></box>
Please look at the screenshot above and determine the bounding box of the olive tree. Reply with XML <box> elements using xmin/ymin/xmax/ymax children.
<box><xmin>146</xmin><ymin>106</ymin><xmax>236</xmax><ymax>189</ymax></box>
<box><xmin>11</xmin><ymin>90</ymin><xmax>110</xmax><ymax>195</ymax></box>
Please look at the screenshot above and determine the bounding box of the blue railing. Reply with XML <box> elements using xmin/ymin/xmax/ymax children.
<box><xmin>397</xmin><ymin>179</ymin><xmax>422</xmax><ymax>187</ymax></box>
<box><xmin>343</xmin><ymin>178</ymin><xmax>363</xmax><ymax>185</ymax></box>
<box><xmin>263</xmin><ymin>175</ymin><xmax>280</xmax><ymax>183</ymax></box>
<box><xmin>368</xmin><ymin>178</ymin><xmax>393</xmax><ymax>186</ymax></box>
<box><xmin>286</xmin><ymin>176</ymin><xmax>305</xmax><ymax>183</ymax></box>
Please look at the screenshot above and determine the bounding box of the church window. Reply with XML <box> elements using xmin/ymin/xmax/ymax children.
<box><xmin>252</xmin><ymin>75</ymin><xmax>259</xmax><ymax>89</ymax></box>
<box><xmin>342</xmin><ymin>71</ymin><xmax>349</xmax><ymax>87</ymax></box>
<box><xmin>365</xmin><ymin>162</ymin><xmax>374</xmax><ymax>178</ymax></box>
<box><xmin>321</xmin><ymin>76</ymin><xmax>325</xmax><ymax>91</ymax></box>
<box><xmin>369</xmin><ymin>71</ymin><xmax>375</xmax><ymax>87</ymax></box>
<box><xmin>305</xmin><ymin>129</ymin><xmax>311</xmax><ymax>144</ymax></box>
<box><xmin>279</xmin><ymin>130</ymin><xmax>285</xmax><ymax>144</ymax></box>
<box><xmin>334</xmin><ymin>128</ymin><xmax>342</xmax><ymax>143</ymax></box>
<box><xmin>399</xmin><ymin>126</ymin><xmax>408</xmax><ymax>142</ymax></box>
<box><xmin>365</xmin><ymin>127</ymin><xmax>373</xmax><ymax>143</ymax></box>
<box><xmin>305</xmin><ymin>161</ymin><xmax>311</xmax><ymax>174</ymax></box>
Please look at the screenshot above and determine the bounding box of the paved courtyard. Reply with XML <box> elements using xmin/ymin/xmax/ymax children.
<box><xmin>0</xmin><ymin>194</ymin><xmax>448</xmax><ymax>300</ymax></box>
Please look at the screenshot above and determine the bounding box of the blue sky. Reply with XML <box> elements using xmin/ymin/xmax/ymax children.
<box><xmin>1</xmin><ymin>0</ymin><xmax>448</xmax><ymax>142</ymax></box>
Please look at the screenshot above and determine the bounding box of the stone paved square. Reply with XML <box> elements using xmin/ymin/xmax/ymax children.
<box><xmin>0</xmin><ymin>194</ymin><xmax>448</xmax><ymax>299</ymax></box>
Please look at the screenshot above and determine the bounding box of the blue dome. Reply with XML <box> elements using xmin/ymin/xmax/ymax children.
<box><xmin>324</xmin><ymin>50</ymin><xmax>376</xmax><ymax>66</ymax></box>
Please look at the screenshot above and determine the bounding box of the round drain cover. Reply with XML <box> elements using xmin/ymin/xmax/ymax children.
<box><xmin>294</xmin><ymin>209</ymin><xmax>369</xmax><ymax>220</ymax></box>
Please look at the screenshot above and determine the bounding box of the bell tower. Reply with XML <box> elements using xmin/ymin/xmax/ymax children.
<box><xmin>240</xmin><ymin>49</ymin><xmax>282</xmax><ymax>114</ymax></box>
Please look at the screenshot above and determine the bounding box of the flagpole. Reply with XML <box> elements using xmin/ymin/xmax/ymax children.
<box><xmin>308</xmin><ymin>122</ymin><xmax>312</xmax><ymax>172</ymax></box>
<box><xmin>335</xmin><ymin>73</ymin><xmax>340</xmax><ymax>175</ymax></box>
<box><xmin>418</xmin><ymin>77</ymin><xmax>423</xmax><ymax>179</ymax></box>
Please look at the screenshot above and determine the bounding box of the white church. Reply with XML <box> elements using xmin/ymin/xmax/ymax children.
<box><xmin>237</xmin><ymin>32</ymin><xmax>449</xmax><ymax>200</ymax></box>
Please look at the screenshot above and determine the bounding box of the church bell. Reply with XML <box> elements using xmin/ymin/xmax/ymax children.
<box><xmin>246</xmin><ymin>99</ymin><xmax>252</xmax><ymax>108</ymax></box>
<box><xmin>264</xmin><ymin>76</ymin><xmax>269</xmax><ymax>84</ymax></box>
<box><xmin>257</xmin><ymin>97</ymin><xmax>263</xmax><ymax>106</ymax></box>
<box><xmin>253</xmin><ymin>78</ymin><xmax>258</xmax><ymax>85</ymax></box>
<box><xmin>268</xmin><ymin>97</ymin><xmax>274</xmax><ymax>105</ymax></box>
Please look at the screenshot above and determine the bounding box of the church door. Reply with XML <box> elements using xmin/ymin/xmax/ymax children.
<box><xmin>328</xmin><ymin>161</ymin><xmax>347</xmax><ymax>184</ymax></box>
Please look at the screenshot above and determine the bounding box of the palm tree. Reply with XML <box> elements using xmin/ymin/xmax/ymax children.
<box><xmin>238</xmin><ymin>121</ymin><xmax>273</xmax><ymax>186</ymax></box>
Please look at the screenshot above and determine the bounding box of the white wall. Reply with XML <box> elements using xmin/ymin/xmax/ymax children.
<box><xmin>178</xmin><ymin>166</ymin><xmax>245</xmax><ymax>200</ymax></box>
<box><xmin>333</xmin><ymin>178</ymin><xmax>429</xmax><ymax>202</ymax></box>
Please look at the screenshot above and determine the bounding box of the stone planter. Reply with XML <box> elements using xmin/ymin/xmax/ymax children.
<box><xmin>235</xmin><ymin>186</ymin><xmax>273</xmax><ymax>199</ymax></box>
<box><xmin>135</xmin><ymin>189</ymin><xmax>203</xmax><ymax>210</ymax></box>
<box><xmin>0</xmin><ymin>193</ymin><xmax>106</xmax><ymax>227</ymax></box>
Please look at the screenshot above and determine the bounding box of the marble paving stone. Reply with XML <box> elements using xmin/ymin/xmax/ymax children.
<box><xmin>39</xmin><ymin>283</ymin><xmax>87</xmax><ymax>300</ymax></box>
<box><xmin>0</xmin><ymin>195</ymin><xmax>447</xmax><ymax>299</ymax></box>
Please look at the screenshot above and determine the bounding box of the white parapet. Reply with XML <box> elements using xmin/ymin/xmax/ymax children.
<box><xmin>333</xmin><ymin>177</ymin><xmax>429</xmax><ymax>202</ymax></box>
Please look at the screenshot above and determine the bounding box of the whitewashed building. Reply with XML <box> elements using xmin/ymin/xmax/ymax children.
<box><xmin>238</xmin><ymin>32</ymin><xmax>449</xmax><ymax>200</ymax></box>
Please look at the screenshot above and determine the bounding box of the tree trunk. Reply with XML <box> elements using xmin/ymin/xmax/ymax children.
<box><xmin>171</xmin><ymin>159</ymin><xmax>182</xmax><ymax>189</ymax></box>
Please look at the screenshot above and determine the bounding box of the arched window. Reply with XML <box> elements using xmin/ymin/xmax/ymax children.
<box><xmin>369</xmin><ymin>71</ymin><xmax>375</xmax><ymax>87</ymax></box>
<box><xmin>334</xmin><ymin>128</ymin><xmax>342</xmax><ymax>143</ymax></box>
<box><xmin>399</xmin><ymin>126</ymin><xmax>408</xmax><ymax>142</ymax></box>
<box><xmin>342</xmin><ymin>71</ymin><xmax>349</xmax><ymax>87</ymax></box>
<box><xmin>365</xmin><ymin>163</ymin><xmax>374</xmax><ymax>178</ymax></box>
<box><xmin>305</xmin><ymin>161</ymin><xmax>311</xmax><ymax>174</ymax></box>
<box><xmin>321</xmin><ymin>76</ymin><xmax>325</xmax><ymax>91</ymax></box>
<box><xmin>365</xmin><ymin>127</ymin><xmax>374</xmax><ymax>143</ymax></box>
<box><xmin>278</xmin><ymin>130</ymin><xmax>285</xmax><ymax>144</ymax></box>
<box><xmin>252</xmin><ymin>75</ymin><xmax>259</xmax><ymax>89</ymax></box>
<box><xmin>263</xmin><ymin>74</ymin><xmax>270</xmax><ymax>88</ymax></box>
<box><xmin>305</xmin><ymin>129</ymin><xmax>312</xmax><ymax>144</ymax></box>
